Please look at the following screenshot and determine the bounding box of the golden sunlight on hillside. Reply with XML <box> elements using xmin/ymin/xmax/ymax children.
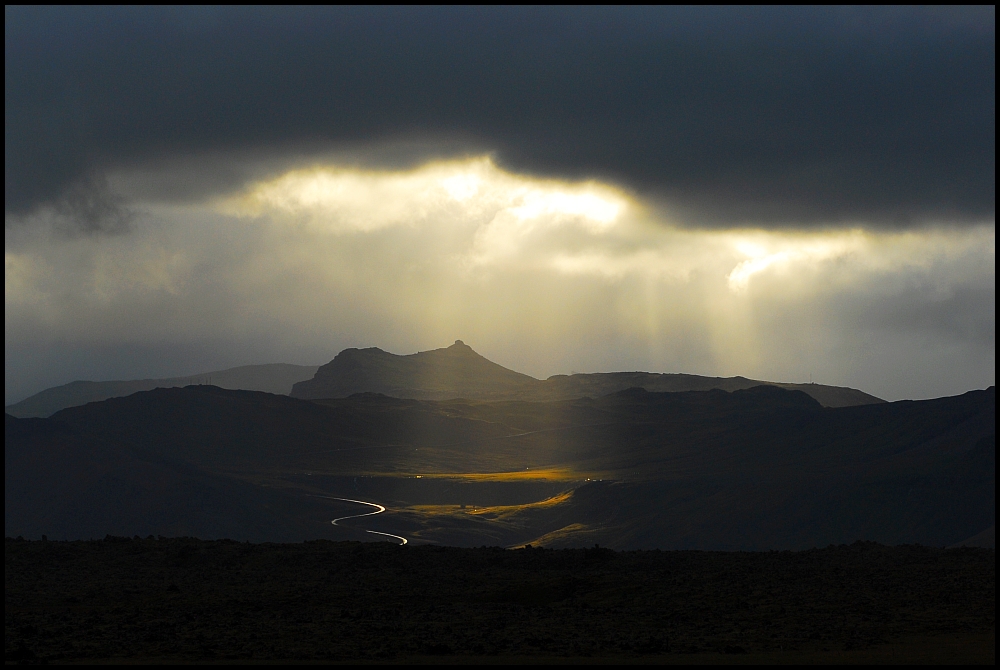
<box><xmin>407</xmin><ymin>490</ymin><xmax>575</xmax><ymax>520</ymax></box>
<box><xmin>385</xmin><ymin>469</ymin><xmax>585</xmax><ymax>483</ymax></box>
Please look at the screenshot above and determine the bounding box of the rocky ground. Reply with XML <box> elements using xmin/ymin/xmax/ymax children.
<box><xmin>5</xmin><ymin>538</ymin><xmax>994</xmax><ymax>664</ymax></box>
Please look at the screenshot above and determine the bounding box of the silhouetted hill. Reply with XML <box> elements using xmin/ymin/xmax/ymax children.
<box><xmin>6</xmin><ymin>383</ymin><xmax>992</xmax><ymax>548</ymax></box>
<box><xmin>291</xmin><ymin>340</ymin><xmax>537</xmax><ymax>400</ymax></box>
<box><xmin>4</xmin><ymin>385</ymin><xmax>516</xmax><ymax>541</ymax></box>
<box><xmin>4</xmin><ymin>413</ymin><xmax>344</xmax><ymax>542</ymax></box>
<box><xmin>5</xmin><ymin>364</ymin><xmax>318</xmax><ymax>418</ymax></box>
<box><xmin>535</xmin><ymin>372</ymin><xmax>882</xmax><ymax>407</ymax></box>
<box><xmin>291</xmin><ymin>342</ymin><xmax>882</xmax><ymax>407</ymax></box>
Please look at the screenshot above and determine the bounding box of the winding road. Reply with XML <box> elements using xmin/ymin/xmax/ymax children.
<box><xmin>326</xmin><ymin>497</ymin><xmax>408</xmax><ymax>545</ymax></box>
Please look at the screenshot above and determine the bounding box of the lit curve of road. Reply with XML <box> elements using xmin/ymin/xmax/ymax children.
<box><xmin>326</xmin><ymin>497</ymin><xmax>408</xmax><ymax>545</ymax></box>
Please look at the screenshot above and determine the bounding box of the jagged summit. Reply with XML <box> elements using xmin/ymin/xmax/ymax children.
<box><xmin>290</xmin><ymin>341</ymin><xmax>536</xmax><ymax>400</ymax></box>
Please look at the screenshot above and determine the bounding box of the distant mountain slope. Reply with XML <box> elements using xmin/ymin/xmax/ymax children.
<box><xmin>5</xmin><ymin>364</ymin><xmax>319</xmax><ymax>418</ymax></box>
<box><xmin>291</xmin><ymin>341</ymin><xmax>882</xmax><ymax>407</ymax></box>
<box><xmin>534</xmin><ymin>372</ymin><xmax>883</xmax><ymax>407</ymax></box>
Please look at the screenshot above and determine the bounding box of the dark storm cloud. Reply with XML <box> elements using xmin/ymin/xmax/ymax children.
<box><xmin>5</xmin><ymin>6</ymin><xmax>995</xmax><ymax>228</ymax></box>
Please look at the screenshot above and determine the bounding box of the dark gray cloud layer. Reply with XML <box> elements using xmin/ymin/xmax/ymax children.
<box><xmin>5</xmin><ymin>6</ymin><xmax>995</xmax><ymax>227</ymax></box>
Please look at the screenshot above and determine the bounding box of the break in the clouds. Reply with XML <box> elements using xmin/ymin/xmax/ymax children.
<box><xmin>5</xmin><ymin>6</ymin><xmax>995</xmax><ymax>228</ymax></box>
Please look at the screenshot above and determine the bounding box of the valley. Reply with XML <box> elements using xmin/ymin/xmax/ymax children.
<box><xmin>6</xmin><ymin>379</ymin><xmax>994</xmax><ymax>550</ymax></box>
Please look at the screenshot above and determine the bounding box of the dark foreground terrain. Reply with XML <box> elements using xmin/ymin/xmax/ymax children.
<box><xmin>5</xmin><ymin>538</ymin><xmax>994</xmax><ymax>664</ymax></box>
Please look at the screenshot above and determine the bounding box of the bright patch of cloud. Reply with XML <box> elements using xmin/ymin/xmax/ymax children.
<box><xmin>222</xmin><ymin>157</ymin><xmax>627</xmax><ymax>235</ymax></box>
<box><xmin>5</xmin><ymin>157</ymin><xmax>994</xmax><ymax>405</ymax></box>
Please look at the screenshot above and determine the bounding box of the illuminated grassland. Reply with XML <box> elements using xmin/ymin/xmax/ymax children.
<box><xmin>409</xmin><ymin>490</ymin><xmax>574</xmax><ymax>517</ymax></box>
<box><xmin>247</xmin><ymin>466</ymin><xmax>599</xmax><ymax>548</ymax></box>
<box><xmin>380</xmin><ymin>490</ymin><xmax>602</xmax><ymax>547</ymax></box>
<box><xmin>367</xmin><ymin>468</ymin><xmax>588</xmax><ymax>482</ymax></box>
<box><xmin>519</xmin><ymin>523</ymin><xmax>596</xmax><ymax>548</ymax></box>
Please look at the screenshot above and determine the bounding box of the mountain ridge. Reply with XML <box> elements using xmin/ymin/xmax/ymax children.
<box><xmin>5</xmin><ymin>363</ymin><xmax>319</xmax><ymax>418</ymax></box>
<box><xmin>291</xmin><ymin>340</ymin><xmax>537</xmax><ymax>401</ymax></box>
<box><xmin>292</xmin><ymin>340</ymin><xmax>883</xmax><ymax>408</ymax></box>
<box><xmin>5</xmin><ymin>341</ymin><xmax>884</xmax><ymax>418</ymax></box>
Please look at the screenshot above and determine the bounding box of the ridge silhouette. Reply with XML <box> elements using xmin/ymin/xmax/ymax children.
<box><xmin>291</xmin><ymin>340</ymin><xmax>883</xmax><ymax>407</ymax></box>
<box><xmin>6</xmin><ymin>363</ymin><xmax>318</xmax><ymax>418</ymax></box>
<box><xmin>292</xmin><ymin>340</ymin><xmax>536</xmax><ymax>400</ymax></box>
<box><xmin>6</xmin><ymin>342</ymin><xmax>883</xmax><ymax>417</ymax></box>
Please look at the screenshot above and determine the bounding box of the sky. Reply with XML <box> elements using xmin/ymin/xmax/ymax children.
<box><xmin>5</xmin><ymin>6</ymin><xmax>995</xmax><ymax>404</ymax></box>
